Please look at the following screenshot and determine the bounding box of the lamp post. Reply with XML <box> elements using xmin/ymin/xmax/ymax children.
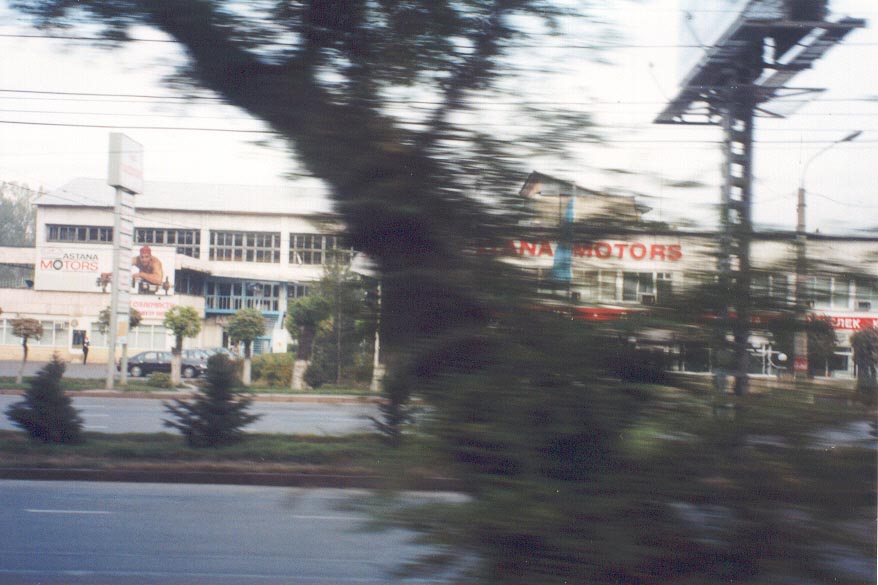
<box><xmin>793</xmin><ymin>130</ymin><xmax>861</xmax><ymax>378</ymax></box>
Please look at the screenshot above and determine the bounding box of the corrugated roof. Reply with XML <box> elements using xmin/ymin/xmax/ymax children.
<box><xmin>37</xmin><ymin>178</ymin><xmax>337</xmax><ymax>216</ymax></box>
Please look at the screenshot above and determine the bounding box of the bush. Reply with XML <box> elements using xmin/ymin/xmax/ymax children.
<box><xmin>163</xmin><ymin>354</ymin><xmax>262</xmax><ymax>447</ymax></box>
<box><xmin>5</xmin><ymin>353</ymin><xmax>83</xmax><ymax>443</ymax></box>
<box><xmin>251</xmin><ymin>353</ymin><xmax>293</xmax><ymax>385</ymax></box>
<box><xmin>147</xmin><ymin>372</ymin><xmax>174</xmax><ymax>388</ymax></box>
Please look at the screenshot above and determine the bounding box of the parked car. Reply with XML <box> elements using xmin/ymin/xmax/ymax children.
<box><xmin>122</xmin><ymin>351</ymin><xmax>207</xmax><ymax>379</ymax></box>
<box><xmin>201</xmin><ymin>347</ymin><xmax>241</xmax><ymax>360</ymax></box>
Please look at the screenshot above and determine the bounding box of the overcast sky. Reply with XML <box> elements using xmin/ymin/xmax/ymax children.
<box><xmin>0</xmin><ymin>0</ymin><xmax>875</xmax><ymax>234</ymax></box>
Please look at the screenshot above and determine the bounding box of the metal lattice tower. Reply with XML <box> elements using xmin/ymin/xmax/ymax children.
<box><xmin>655</xmin><ymin>1</ymin><xmax>864</xmax><ymax>394</ymax></box>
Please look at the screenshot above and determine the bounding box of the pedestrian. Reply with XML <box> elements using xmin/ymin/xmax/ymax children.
<box><xmin>82</xmin><ymin>334</ymin><xmax>90</xmax><ymax>364</ymax></box>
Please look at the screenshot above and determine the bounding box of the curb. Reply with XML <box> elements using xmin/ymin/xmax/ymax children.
<box><xmin>0</xmin><ymin>389</ymin><xmax>384</xmax><ymax>404</ymax></box>
<box><xmin>0</xmin><ymin>467</ymin><xmax>462</xmax><ymax>490</ymax></box>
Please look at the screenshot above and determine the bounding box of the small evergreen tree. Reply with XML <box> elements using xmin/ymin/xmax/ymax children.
<box><xmin>163</xmin><ymin>354</ymin><xmax>262</xmax><ymax>447</ymax></box>
<box><xmin>6</xmin><ymin>353</ymin><xmax>83</xmax><ymax>443</ymax></box>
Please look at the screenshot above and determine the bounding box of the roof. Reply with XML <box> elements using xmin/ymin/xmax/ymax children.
<box><xmin>519</xmin><ymin>171</ymin><xmax>652</xmax><ymax>215</ymax></box>
<box><xmin>36</xmin><ymin>178</ymin><xmax>337</xmax><ymax>216</ymax></box>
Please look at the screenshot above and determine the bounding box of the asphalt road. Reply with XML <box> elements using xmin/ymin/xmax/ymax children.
<box><xmin>0</xmin><ymin>395</ymin><xmax>378</xmax><ymax>434</ymax></box>
<box><xmin>0</xmin><ymin>480</ymin><xmax>458</xmax><ymax>584</ymax></box>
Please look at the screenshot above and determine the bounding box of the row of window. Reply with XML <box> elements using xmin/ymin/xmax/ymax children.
<box><xmin>46</xmin><ymin>224</ymin><xmax>351</xmax><ymax>266</ymax></box>
<box><xmin>0</xmin><ymin>319</ymin><xmax>168</xmax><ymax>350</ymax></box>
<box><xmin>537</xmin><ymin>270</ymin><xmax>673</xmax><ymax>304</ymax></box>
<box><xmin>536</xmin><ymin>270</ymin><xmax>878</xmax><ymax>309</ymax></box>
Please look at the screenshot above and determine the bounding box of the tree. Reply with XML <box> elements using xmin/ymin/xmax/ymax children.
<box><xmin>852</xmin><ymin>327</ymin><xmax>878</xmax><ymax>398</ymax></box>
<box><xmin>766</xmin><ymin>315</ymin><xmax>838</xmax><ymax>378</ymax></box>
<box><xmin>163</xmin><ymin>353</ymin><xmax>261</xmax><ymax>447</ymax></box>
<box><xmin>162</xmin><ymin>306</ymin><xmax>202</xmax><ymax>386</ymax></box>
<box><xmin>0</xmin><ymin>181</ymin><xmax>39</xmax><ymax>285</ymax></box>
<box><xmin>6</xmin><ymin>353</ymin><xmax>83</xmax><ymax>443</ymax></box>
<box><xmin>11</xmin><ymin>317</ymin><xmax>43</xmax><ymax>384</ymax></box>
<box><xmin>227</xmin><ymin>307</ymin><xmax>265</xmax><ymax>386</ymax></box>
<box><xmin>11</xmin><ymin>3</ymin><xmax>851</xmax><ymax>583</ymax></box>
<box><xmin>97</xmin><ymin>306</ymin><xmax>144</xmax><ymax>333</ymax></box>
<box><xmin>285</xmin><ymin>293</ymin><xmax>331</xmax><ymax>390</ymax></box>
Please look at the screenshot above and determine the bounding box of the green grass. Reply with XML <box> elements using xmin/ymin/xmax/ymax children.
<box><xmin>0</xmin><ymin>430</ymin><xmax>383</xmax><ymax>468</ymax></box>
<box><xmin>0</xmin><ymin>376</ymin><xmax>374</xmax><ymax>395</ymax></box>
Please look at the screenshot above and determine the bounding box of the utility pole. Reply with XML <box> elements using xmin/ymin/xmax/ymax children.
<box><xmin>105</xmin><ymin>133</ymin><xmax>143</xmax><ymax>390</ymax></box>
<box><xmin>655</xmin><ymin>2</ymin><xmax>863</xmax><ymax>395</ymax></box>
<box><xmin>793</xmin><ymin>130</ymin><xmax>862</xmax><ymax>378</ymax></box>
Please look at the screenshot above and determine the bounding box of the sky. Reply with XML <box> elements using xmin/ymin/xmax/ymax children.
<box><xmin>0</xmin><ymin>0</ymin><xmax>875</xmax><ymax>234</ymax></box>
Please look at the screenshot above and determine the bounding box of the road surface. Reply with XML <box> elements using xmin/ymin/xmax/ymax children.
<box><xmin>0</xmin><ymin>480</ymin><xmax>457</xmax><ymax>584</ymax></box>
<box><xmin>0</xmin><ymin>395</ymin><xmax>378</xmax><ymax>434</ymax></box>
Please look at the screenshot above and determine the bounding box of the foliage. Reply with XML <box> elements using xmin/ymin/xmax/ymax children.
<box><xmin>851</xmin><ymin>327</ymin><xmax>878</xmax><ymax>398</ymax></box>
<box><xmin>11</xmin><ymin>317</ymin><xmax>43</xmax><ymax>384</ymax></box>
<box><xmin>0</xmin><ymin>181</ymin><xmax>38</xmax><ymax>284</ymax></box>
<box><xmin>162</xmin><ymin>306</ymin><xmax>202</xmax><ymax>343</ymax></box>
<box><xmin>227</xmin><ymin>308</ymin><xmax>265</xmax><ymax>358</ymax></box>
<box><xmin>97</xmin><ymin>306</ymin><xmax>143</xmax><ymax>333</ymax></box>
<box><xmin>147</xmin><ymin>372</ymin><xmax>174</xmax><ymax>389</ymax></box>
<box><xmin>163</xmin><ymin>354</ymin><xmax>262</xmax><ymax>447</ymax></box>
<box><xmin>5</xmin><ymin>353</ymin><xmax>83</xmax><ymax>443</ymax></box>
<box><xmin>162</xmin><ymin>305</ymin><xmax>202</xmax><ymax>385</ymax></box>
<box><xmin>251</xmin><ymin>352</ymin><xmax>293</xmax><ymax>385</ymax></box>
<box><xmin>10</xmin><ymin>2</ymin><xmax>868</xmax><ymax>583</ymax></box>
<box><xmin>767</xmin><ymin>315</ymin><xmax>838</xmax><ymax>376</ymax></box>
<box><xmin>286</xmin><ymin>294</ymin><xmax>331</xmax><ymax>360</ymax></box>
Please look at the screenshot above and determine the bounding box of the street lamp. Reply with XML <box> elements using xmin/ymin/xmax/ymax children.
<box><xmin>792</xmin><ymin>130</ymin><xmax>862</xmax><ymax>378</ymax></box>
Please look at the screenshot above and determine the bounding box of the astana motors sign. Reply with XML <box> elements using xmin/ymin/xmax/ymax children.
<box><xmin>41</xmin><ymin>249</ymin><xmax>100</xmax><ymax>273</ymax></box>
<box><xmin>35</xmin><ymin>245</ymin><xmax>175</xmax><ymax>294</ymax></box>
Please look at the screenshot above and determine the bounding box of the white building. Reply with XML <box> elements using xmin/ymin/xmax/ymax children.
<box><xmin>509</xmin><ymin>172</ymin><xmax>878</xmax><ymax>378</ymax></box>
<box><xmin>0</xmin><ymin>171</ymin><xmax>875</xmax><ymax>378</ymax></box>
<box><xmin>0</xmin><ymin>178</ymin><xmax>348</xmax><ymax>364</ymax></box>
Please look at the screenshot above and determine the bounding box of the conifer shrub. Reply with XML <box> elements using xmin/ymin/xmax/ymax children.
<box><xmin>163</xmin><ymin>354</ymin><xmax>262</xmax><ymax>447</ymax></box>
<box><xmin>251</xmin><ymin>352</ymin><xmax>293</xmax><ymax>385</ymax></box>
<box><xmin>147</xmin><ymin>372</ymin><xmax>174</xmax><ymax>388</ymax></box>
<box><xmin>5</xmin><ymin>353</ymin><xmax>83</xmax><ymax>443</ymax></box>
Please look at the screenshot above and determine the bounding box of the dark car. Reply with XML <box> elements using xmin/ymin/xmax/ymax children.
<box><xmin>123</xmin><ymin>351</ymin><xmax>206</xmax><ymax>379</ymax></box>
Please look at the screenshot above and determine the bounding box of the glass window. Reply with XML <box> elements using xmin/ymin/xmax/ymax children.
<box><xmin>622</xmin><ymin>272</ymin><xmax>654</xmax><ymax>302</ymax></box>
<box><xmin>599</xmin><ymin>271</ymin><xmax>617</xmax><ymax>302</ymax></box>
<box><xmin>46</xmin><ymin>224</ymin><xmax>113</xmax><ymax>244</ymax></box>
<box><xmin>136</xmin><ymin>228</ymin><xmax>200</xmax><ymax>258</ymax></box>
<box><xmin>856</xmin><ymin>279</ymin><xmax>877</xmax><ymax>308</ymax></box>
<box><xmin>832</xmin><ymin>278</ymin><xmax>851</xmax><ymax>310</ymax></box>
<box><xmin>210</xmin><ymin>230</ymin><xmax>279</xmax><ymax>263</ymax></box>
<box><xmin>289</xmin><ymin>233</ymin><xmax>352</xmax><ymax>265</ymax></box>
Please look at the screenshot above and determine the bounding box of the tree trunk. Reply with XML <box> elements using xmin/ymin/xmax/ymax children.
<box><xmin>242</xmin><ymin>342</ymin><xmax>252</xmax><ymax>386</ymax></box>
<box><xmin>171</xmin><ymin>336</ymin><xmax>183</xmax><ymax>386</ymax></box>
<box><xmin>16</xmin><ymin>337</ymin><xmax>28</xmax><ymax>385</ymax></box>
<box><xmin>291</xmin><ymin>359</ymin><xmax>309</xmax><ymax>391</ymax></box>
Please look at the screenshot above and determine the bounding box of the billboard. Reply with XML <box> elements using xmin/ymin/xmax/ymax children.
<box><xmin>35</xmin><ymin>244</ymin><xmax>176</xmax><ymax>295</ymax></box>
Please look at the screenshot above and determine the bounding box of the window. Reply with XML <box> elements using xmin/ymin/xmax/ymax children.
<box><xmin>136</xmin><ymin>228</ymin><xmax>201</xmax><ymax>258</ymax></box>
<box><xmin>47</xmin><ymin>224</ymin><xmax>113</xmax><ymax>243</ymax></box>
<box><xmin>289</xmin><ymin>234</ymin><xmax>352</xmax><ymax>265</ymax></box>
<box><xmin>209</xmin><ymin>231</ymin><xmax>280</xmax><ymax>263</ymax></box>
<box><xmin>572</xmin><ymin>270</ymin><xmax>599</xmax><ymax>302</ymax></box>
<box><xmin>752</xmin><ymin>273</ymin><xmax>789</xmax><ymax>304</ymax></box>
<box><xmin>806</xmin><ymin>275</ymin><xmax>851</xmax><ymax>310</ymax></box>
<box><xmin>856</xmin><ymin>279</ymin><xmax>877</xmax><ymax>309</ymax></box>
<box><xmin>599</xmin><ymin>271</ymin><xmax>618</xmax><ymax>302</ymax></box>
<box><xmin>175</xmin><ymin>271</ymin><xmax>204</xmax><ymax>296</ymax></box>
<box><xmin>622</xmin><ymin>272</ymin><xmax>655</xmax><ymax>302</ymax></box>
<box><xmin>205</xmin><ymin>279</ymin><xmax>280</xmax><ymax>312</ymax></box>
<box><xmin>287</xmin><ymin>284</ymin><xmax>311</xmax><ymax>299</ymax></box>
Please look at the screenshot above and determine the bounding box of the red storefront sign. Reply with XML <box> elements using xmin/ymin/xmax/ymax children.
<box><xmin>827</xmin><ymin>316</ymin><xmax>878</xmax><ymax>330</ymax></box>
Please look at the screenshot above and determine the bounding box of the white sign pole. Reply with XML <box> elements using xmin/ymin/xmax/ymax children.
<box><xmin>106</xmin><ymin>133</ymin><xmax>143</xmax><ymax>390</ymax></box>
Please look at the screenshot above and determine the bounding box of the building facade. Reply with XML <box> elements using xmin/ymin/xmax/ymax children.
<box><xmin>0</xmin><ymin>178</ymin><xmax>349</xmax><ymax>364</ymax></box>
<box><xmin>0</xmin><ymin>172</ymin><xmax>874</xmax><ymax>378</ymax></box>
<box><xmin>509</xmin><ymin>172</ymin><xmax>878</xmax><ymax>378</ymax></box>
